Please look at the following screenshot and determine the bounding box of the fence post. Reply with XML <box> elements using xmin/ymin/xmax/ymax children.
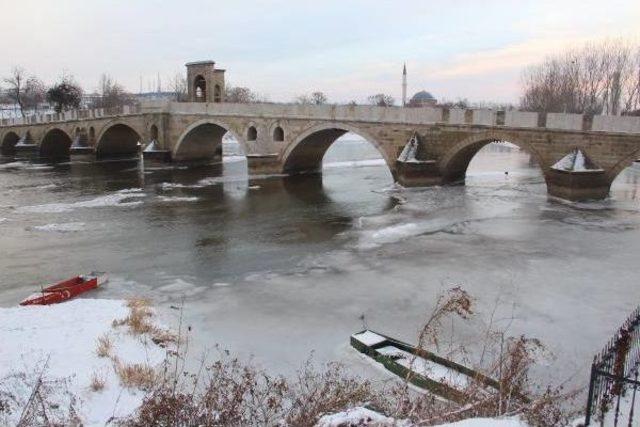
<box><xmin>585</xmin><ymin>360</ymin><xmax>598</xmax><ymax>426</ymax></box>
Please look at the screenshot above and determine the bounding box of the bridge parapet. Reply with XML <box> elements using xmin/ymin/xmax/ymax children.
<box><xmin>160</xmin><ymin>101</ymin><xmax>640</xmax><ymax>135</ymax></box>
<box><xmin>0</xmin><ymin>105</ymin><xmax>143</xmax><ymax>128</ymax></box>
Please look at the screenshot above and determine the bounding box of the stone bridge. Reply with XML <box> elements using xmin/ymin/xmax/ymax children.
<box><xmin>2</xmin><ymin>101</ymin><xmax>640</xmax><ymax>201</ymax></box>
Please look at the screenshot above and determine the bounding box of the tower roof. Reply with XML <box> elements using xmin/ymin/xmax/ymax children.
<box><xmin>185</xmin><ymin>60</ymin><xmax>216</xmax><ymax>67</ymax></box>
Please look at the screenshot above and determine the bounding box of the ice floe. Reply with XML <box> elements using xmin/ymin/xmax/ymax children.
<box><xmin>323</xmin><ymin>159</ymin><xmax>386</xmax><ymax>169</ymax></box>
<box><xmin>157</xmin><ymin>195</ymin><xmax>200</xmax><ymax>203</ymax></box>
<box><xmin>18</xmin><ymin>189</ymin><xmax>145</xmax><ymax>213</ymax></box>
<box><xmin>31</xmin><ymin>222</ymin><xmax>86</xmax><ymax>232</ymax></box>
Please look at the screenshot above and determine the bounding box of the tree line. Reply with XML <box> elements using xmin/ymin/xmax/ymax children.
<box><xmin>5</xmin><ymin>40</ymin><xmax>638</xmax><ymax>118</ymax></box>
<box><xmin>520</xmin><ymin>39</ymin><xmax>640</xmax><ymax>115</ymax></box>
<box><xmin>0</xmin><ymin>67</ymin><xmax>138</xmax><ymax>118</ymax></box>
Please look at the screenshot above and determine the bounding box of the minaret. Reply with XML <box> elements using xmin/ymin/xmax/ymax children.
<box><xmin>402</xmin><ymin>63</ymin><xmax>407</xmax><ymax>107</ymax></box>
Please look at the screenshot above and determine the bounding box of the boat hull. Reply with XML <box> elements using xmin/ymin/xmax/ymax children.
<box><xmin>20</xmin><ymin>273</ymin><xmax>107</xmax><ymax>306</ymax></box>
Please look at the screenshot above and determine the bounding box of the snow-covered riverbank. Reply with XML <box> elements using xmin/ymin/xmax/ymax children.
<box><xmin>0</xmin><ymin>299</ymin><xmax>167</xmax><ymax>425</ymax></box>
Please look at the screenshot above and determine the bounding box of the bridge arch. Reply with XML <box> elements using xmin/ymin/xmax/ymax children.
<box><xmin>604</xmin><ymin>147</ymin><xmax>640</xmax><ymax>184</ymax></box>
<box><xmin>1</xmin><ymin>131</ymin><xmax>21</xmax><ymax>155</ymax></box>
<box><xmin>281</xmin><ymin>122</ymin><xmax>394</xmax><ymax>176</ymax></box>
<box><xmin>173</xmin><ymin>119</ymin><xmax>245</xmax><ymax>162</ymax></box>
<box><xmin>96</xmin><ymin>122</ymin><xmax>142</xmax><ymax>159</ymax></box>
<box><xmin>40</xmin><ymin>128</ymin><xmax>73</xmax><ymax>157</ymax></box>
<box><xmin>439</xmin><ymin>131</ymin><xmax>547</xmax><ymax>184</ymax></box>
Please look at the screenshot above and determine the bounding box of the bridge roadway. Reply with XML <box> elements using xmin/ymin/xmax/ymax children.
<box><xmin>2</xmin><ymin>101</ymin><xmax>640</xmax><ymax>201</ymax></box>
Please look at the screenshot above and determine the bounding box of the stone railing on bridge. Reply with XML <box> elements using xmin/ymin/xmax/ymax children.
<box><xmin>3</xmin><ymin>99</ymin><xmax>640</xmax><ymax>136</ymax></box>
<box><xmin>161</xmin><ymin>101</ymin><xmax>640</xmax><ymax>135</ymax></box>
<box><xmin>0</xmin><ymin>104</ymin><xmax>143</xmax><ymax>128</ymax></box>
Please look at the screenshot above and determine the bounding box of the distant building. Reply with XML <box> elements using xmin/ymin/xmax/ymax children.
<box><xmin>408</xmin><ymin>90</ymin><xmax>437</xmax><ymax>107</ymax></box>
<box><xmin>401</xmin><ymin>64</ymin><xmax>438</xmax><ymax>107</ymax></box>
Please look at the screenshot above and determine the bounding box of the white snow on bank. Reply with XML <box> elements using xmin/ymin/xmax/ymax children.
<box><xmin>18</xmin><ymin>189</ymin><xmax>145</xmax><ymax>213</ymax></box>
<box><xmin>31</xmin><ymin>222</ymin><xmax>86</xmax><ymax>232</ymax></box>
<box><xmin>435</xmin><ymin>417</ymin><xmax>527</xmax><ymax>426</ymax></box>
<box><xmin>316</xmin><ymin>407</ymin><xmax>406</xmax><ymax>427</ymax></box>
<box><xmin>316</xmin><ymin>408</ymin><xmax>526</xmax><ymax>427</ymax></box>
<box><xmin>0</xmin><ymin>299</ymin><xmax>166</xmax><ymax>426</ymax></box>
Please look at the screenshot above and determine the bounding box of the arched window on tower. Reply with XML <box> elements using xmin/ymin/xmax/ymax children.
<box><xmin>150</xmin><ymin>125</ymin><xmax>159</xmax><ymax>141</ymax></box>
<box><xmin>194</xmin><ymin>75</ymin><xmax>206</xmax><ymax>102</ymax></box>
<box><xmin>214</xmin><ymin>84</ymin><xmax>222</xmax><ymax>103</ymax></box>
<box><xmin>273</xmin><ymin>126</ymin><xmax>284</xmax><ymax>142</ymax></box>
<box><xmin>247</xmin><ymin>126</ymin><xmax>257</xmax><ymax>141</ymax></box>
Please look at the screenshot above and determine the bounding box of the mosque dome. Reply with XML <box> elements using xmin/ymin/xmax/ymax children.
<box><xmin>411</xmin><ymin>91</ymin><xmax>436</xmax><ymax>102</ymax></box>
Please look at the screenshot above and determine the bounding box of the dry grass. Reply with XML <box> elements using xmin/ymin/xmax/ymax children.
<box><xmin>89</xmin><ymin>371</ymin><xmax>106</xmax><ymax>392</ymax></box>
<box><xmin>115</xmin><ymin>362</ymin><xmax>156</xmax><ymax>391</ymax></box>
<box><xmin>95</xmin><ymin>333</ymin><xmax>113</xmax><ymax>358</ymax></box>
<box><xmin>112</xmin><ymin>298</ymin><xmax>177</xmax><ymax>346</ymax></box>
<box><xmin>112</xmin><ymin>298</ymin><xmax>155</xmax><ymax>335</ymax></box>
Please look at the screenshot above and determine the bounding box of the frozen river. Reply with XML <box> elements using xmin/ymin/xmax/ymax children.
<box><xmin>1</xmin><ymin>137</ymin><xmax>640</xmax><ymax>398</ymax></box>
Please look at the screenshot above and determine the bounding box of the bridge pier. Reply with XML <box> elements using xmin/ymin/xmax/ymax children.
<box><xmin>246</xmin><ymin>154</ymin><xmax>281</xmax><ymax>175</ymax></box>
<box><xmin>395</xmin><ymin>159</ymin><xmax>442</xmax><ymax>187</ymax></box>
<box><xmin>545</xmin><ymin>169</ymin><xmax>611</xmax><ymax>201</ymax></box>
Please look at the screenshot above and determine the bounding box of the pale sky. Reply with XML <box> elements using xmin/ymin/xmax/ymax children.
<box><xmin>2</xmin><ymin>0</ymin><xmax>639</xmax><ymax>104</ymax></box>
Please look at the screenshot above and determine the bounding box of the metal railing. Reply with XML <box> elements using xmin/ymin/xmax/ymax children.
<box><xmin>585</xmin><ymin>306</ymin><xmax>640</xmax><ymax>425</ymax></box>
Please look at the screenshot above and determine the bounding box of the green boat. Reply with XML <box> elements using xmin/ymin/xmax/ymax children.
<box><xmin>351</xmin><ymin>329</ymin><xmax>506</xmax><ymax>403</ymax></box>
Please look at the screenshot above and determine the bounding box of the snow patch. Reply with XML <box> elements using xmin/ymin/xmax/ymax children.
<box><xmin>551</xmin><ymin>149</ymin><xmax>603</xmax><ymax>172</ymax></box>
<box><xmin>0</xmin><ymin>299</ymin><xmax>166</xmax><ymax>426</ymax></box>
<box><xmin>316</xmin><ymin>407</ymin><xmax>404</xmax><ymax>427</ymax></box>
<box><xmin>352</xmin><ymin>330</ymin><xmax>387</xmax><ymax>346</ymax></box>
<box><xmin>435</xmin><ymin>417</ymin><xmax>527</xmax><ymax>427</ymax></box>
<box><xmin>377</xmin><ymin>346</ymin><xmax>469</xmax><ymax>389</ymax></box>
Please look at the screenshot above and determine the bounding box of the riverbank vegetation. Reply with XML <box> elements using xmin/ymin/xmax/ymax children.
<box><xmin>0</xmin><ymin>288</ymin><xmax>581</xmax><ymax>426</ymax></box>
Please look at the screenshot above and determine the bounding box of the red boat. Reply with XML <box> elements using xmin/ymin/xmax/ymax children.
<box><xmin>20</xmin><ymin>272</ymin><xmax>108</xmax><ymax>306</ymax></box>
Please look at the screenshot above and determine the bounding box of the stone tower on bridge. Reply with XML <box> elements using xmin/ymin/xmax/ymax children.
<box><xmin>186</xmin><ymin>60</ymin><xmax>226</xmax><ymax>103</ymax></box>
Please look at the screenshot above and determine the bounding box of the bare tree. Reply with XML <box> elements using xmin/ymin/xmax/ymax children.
<box><xmin>170</xmin><ymin>73</ymin><xmax>188</xmax><ymax>102</ymax></box>
<box><xmin>47</xmin><ymin>75</ymin><xmax>83</xmax><ymax>113</ymax></box>
<box><xmin>23</xmin><ymin>77</ymin><xmax>46</xmax><ymax>113</ymax></box>
<box><xmin>225</xmin><ymin>85</ymin><xmax>261</xmax><ymax>103</ymax></box>
<box><xmin>368</xmin><ymin>93</ymin><xmax>395</xmax><ymax>107</ymax></box>
<box><xmin>520</xmin><ymin>40</ymin><xmax>640</xmax><ymax>115</ymax></box>
<box><xmin>92</xmin><ymin>74</ymin><xmax>135</xmax><ymax>109</ymax></box>
<box><xmin>311</xmin><ymin>91</ymin><xmax>327</xmax><ymax>105</ymax></box>
<box><xmin>295</xmin><ymin>91</ymin><xmax>328</xmax><ymax>105</ymax></box>
<box><xmin>295</xmin><ymin>94</ymin><xmax>312</xmax><ymax>104</ymax></box>
<box><xmin>3</xmin><ymin>67</ymin><xmax>28</xmax><ymax>117</ymax></box>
